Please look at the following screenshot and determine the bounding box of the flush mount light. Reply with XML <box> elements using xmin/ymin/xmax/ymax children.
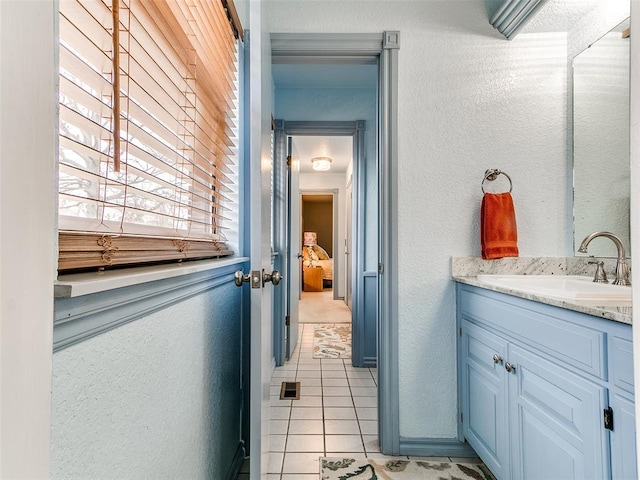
<box><xmin>311</xmin><ymin>156</ymin><xmax>332</xmax><ymax>171</ymax></box>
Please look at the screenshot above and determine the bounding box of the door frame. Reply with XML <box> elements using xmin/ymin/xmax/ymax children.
<box><xmin>274</xmin><ymin>121</ymin><xmax>363</xmax><ymax>366</ymax></box>
<box><xmin>271</xmin><ymin>32</ymin><xmax>400</xmax><ymax>454</ymax></box>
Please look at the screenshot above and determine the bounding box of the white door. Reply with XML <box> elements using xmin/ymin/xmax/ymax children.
<box><xmin>248</xmin><ymin>1</ymin><xmax>273</xmax><ymax>477</ymax></box>
<box><xmin>286</xmin><ymin>136</ymin><xmax>300</xmax><ymax>358</ymax></box>
<box><xmin>345</xmin><ymin>177</ymin><xmax>353</xmax><ymax>310</ymax></box>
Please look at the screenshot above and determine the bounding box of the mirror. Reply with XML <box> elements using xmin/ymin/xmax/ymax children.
<box><xmin>573</xmin><ymin>18</ymin><xmax>630</xmax><ymax>257</ymax></box>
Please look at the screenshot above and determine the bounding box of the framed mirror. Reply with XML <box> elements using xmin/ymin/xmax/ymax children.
<box><xmin>573</xmin><ymin>18</ymin><xmax>630</xmax><ymax>257</ymax></box>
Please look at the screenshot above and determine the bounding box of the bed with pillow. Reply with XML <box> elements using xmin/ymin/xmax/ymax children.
<box><xmin>302</xmin><ymin>244</ymin><xmax>333</xmax><ymax>284</ymax></box>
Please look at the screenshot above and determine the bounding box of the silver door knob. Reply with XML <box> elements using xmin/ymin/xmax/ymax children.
<box><xmin>234</xmin><ymin>270</ymin><xmax>251</xmax><ymax>287</ymax></box>
<box><xmin>505</xmin><ymin>362</ymin><xmax>516</xmax><ymax>373</ymax></box>
<box><xmin>493</xmin><ymin>354</ymin><xmax>503</xmax><ymax>364</ymax></box>
<box><xmin>297</xmin><ymin>253</ymin><xmax>304</xmax><ymax>259</ymax></box>
<box><xmin>263</xmin><ymin>270</ymin><xmax>282</xmax><ymax>286</ymax></box>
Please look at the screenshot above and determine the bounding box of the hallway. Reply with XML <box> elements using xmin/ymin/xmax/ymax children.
<box><xmin>252</xmin><ymin>323</ymin><xmax>378</xmax><ymax>478</ymax></box>
<box><xmin>237</xmin><ymin>322</ymin><xmax>482</xmax><ymax>479</ymax></box>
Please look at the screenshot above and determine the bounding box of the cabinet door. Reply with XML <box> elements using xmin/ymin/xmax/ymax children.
<box><xmin>507</xmin><ymin>345</ymin><xmax>608</xmax><ymax>480</ymax></box>
<box><xmin>609</xmin><ymin>392</ymin><xmax>637</xmax><ymax>480</ymax></box>
<box><xmin>460</xmin><ymin>320</ymin><xmax>509</xmax><ymax>479</ymax></box>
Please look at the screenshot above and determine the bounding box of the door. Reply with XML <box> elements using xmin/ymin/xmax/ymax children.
<box><xmin>286</xmin><ymin>136</ymin><xmax>300</xmax><ymax>358</ymax></box>
<box><xmin>609</xmin><ymin>392</ymin><xmax>638</xmax><ymax>480</ymax></box>
<box><xmin>345</xmin><ymin>175</ymin><xmax>353</xmax><ymax>309</ymax></box>
<box><xmin>248</xmin><ymin>2</ymin><xmax>273</xmax><ymax>477</ymax></box>
<box><xmin>460</xmin><ymin>320</ymin><xmax>508</xmax><ymax>480</ymax></box>
<box><xmin>507</xmin><ymin>345</ymin><xmax>607</xmax><ymax>480</ymax></box>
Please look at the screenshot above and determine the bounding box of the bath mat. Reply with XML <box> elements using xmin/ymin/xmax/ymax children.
<box><xmin>320</xmin><ymin>457</ymin><xmax>496</xmax><ymax>480</ymax></box>
<box><xmin>313</xmin><ymin>324</ymin><xmax>351</xmax><ymax>359</ymax></box>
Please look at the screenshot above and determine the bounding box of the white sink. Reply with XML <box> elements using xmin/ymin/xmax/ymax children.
<box><xmin>476</xmin><ymin>275</ymin><xmax>632</xmax><ymax>306</ymax></box>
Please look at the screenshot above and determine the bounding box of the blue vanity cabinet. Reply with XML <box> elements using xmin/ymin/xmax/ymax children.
<box><xmin>457</xmin><ymin>283</ymin><xmax>636</xmax><ymax>480</ymax></box>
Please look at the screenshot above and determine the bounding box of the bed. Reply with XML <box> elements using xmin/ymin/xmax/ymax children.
<box><xmin>302</xmin><ymin>244</ymin><xmax>333</xmax><ymax>284</ymax></box>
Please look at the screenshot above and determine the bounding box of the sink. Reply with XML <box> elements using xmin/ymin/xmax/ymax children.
<box><xmin>476</xmin><ymin>275</ymin><xmax>632</xmax><ymax>306</ymax></box>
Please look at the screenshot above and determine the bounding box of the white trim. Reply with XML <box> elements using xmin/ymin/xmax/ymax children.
<box><xmin>56</xmin><ymin>257</ymin><xmax>249</xmax><ymax>298</ymax></box>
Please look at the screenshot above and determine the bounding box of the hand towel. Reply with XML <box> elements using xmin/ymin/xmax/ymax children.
<box><xmin>481</xmin><ymin>192</ymin><xmax>519</xmax><ymax>260</ymax></box>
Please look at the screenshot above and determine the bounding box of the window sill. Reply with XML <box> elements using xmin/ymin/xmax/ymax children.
<box><xmin>55</xmin><ymin>256</ymin><xmax>249</xmax><ymax>298</ymax></box>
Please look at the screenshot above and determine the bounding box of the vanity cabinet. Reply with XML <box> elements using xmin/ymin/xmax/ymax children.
<box><xmin>457</xmin><ymin>283</ymin><xmax>636</xmax><ymax>480</ymax></box>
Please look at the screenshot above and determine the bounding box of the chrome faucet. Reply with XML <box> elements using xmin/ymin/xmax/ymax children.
<box><xmin>578</xmin><ymin>232</ymin><xmax>631</xmax><ymax>286</ymax></box>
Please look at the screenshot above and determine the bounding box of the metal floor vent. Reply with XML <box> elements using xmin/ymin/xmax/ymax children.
<box><xmin>279</xmin><ymin>381</ymin><xmax>300</xmax><ymax>400</ymax></box>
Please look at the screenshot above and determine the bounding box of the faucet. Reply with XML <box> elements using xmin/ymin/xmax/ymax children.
<box><xmin>578</xmin><ymin>232</ymin><xmax>631</xmax><ymax>286</ymax></box>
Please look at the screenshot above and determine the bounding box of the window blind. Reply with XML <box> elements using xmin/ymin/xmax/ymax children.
<box><xmin>58</xmin><ymin>0</ymin><xmax>241</xmax><ymax>271</ymax></box>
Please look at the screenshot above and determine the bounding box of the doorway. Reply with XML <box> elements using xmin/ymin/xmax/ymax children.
<box><xmin>273</xmin><ymin>121</ymin><xmax>367</xmax><ymax>369</ymax></box>
<box><xmin>269</xmin><ymin>32</ymin><xmax>401</xmax><ymax>458</ymax></box>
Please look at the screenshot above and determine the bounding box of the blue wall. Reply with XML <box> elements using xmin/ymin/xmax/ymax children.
<box><xmin>51</xmin><ymin>268</ymin><xmax>245</xmax><ymax>479</ymax></box>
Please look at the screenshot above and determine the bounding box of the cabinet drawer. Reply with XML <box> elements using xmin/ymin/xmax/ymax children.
<box><xmin>459</xmin><ymin>286</ymin><xmax>605</xmax><ymax>379</ymax></box>
<box><xmin>610</xmin><ymin>335</ymin><xmax>634</xmax><ymax>394</ymax></box>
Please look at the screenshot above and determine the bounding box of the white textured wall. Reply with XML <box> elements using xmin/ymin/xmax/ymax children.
<box><xmin>51</xmin><ymin>285</ymin><xmax>243</xmax><ymax>479</ymax></box>
<box><xmin>268</xmin><ymin>0</ymin><xmax>569</xmax><ymax>438</ymax></box>
<box><xmin>300</xmin><ymin>172</ymin><xmax>348</xmax><ymax>298</ymax></box>
<box><xmin>1</xmin><ymin>1</ymin><xmax>56</xmax><ymax>477</ymax></box>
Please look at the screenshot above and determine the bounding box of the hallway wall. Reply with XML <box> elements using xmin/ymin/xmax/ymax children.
<box><xmin>268</xmin><ymin>0</ymin><xmax>569</xmax><ymax>439</ymax></box>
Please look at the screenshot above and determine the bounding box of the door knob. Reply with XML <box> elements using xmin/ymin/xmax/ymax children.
<box><xmin>505</xmin><ymin>362</ymin><xmax>516</xmax><ymax>373</ymax></box>
<box><xmin>234</xmin><ymin>270</ymin><xmax>251</xmax><ymax>287</ymax></box>
<box><xmin>492</xmin><ymin>354</ymin><xmax>503</xmax><ymax>364</ymax></box>
<box><xmin>263</xmin><ymin>270</ymin><xmax>282</xmax><ymax>286</ymax></box>
<box><xmin>297</xmin><ymin>253</ymin><xmax>304</xmax><ymax>259</ymax></box>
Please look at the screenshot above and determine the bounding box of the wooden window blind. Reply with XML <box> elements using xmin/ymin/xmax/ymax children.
<box><xmin>58</xmin><ymin>0</ymin><xmax>241</xmax><ymax>271</ymax></box>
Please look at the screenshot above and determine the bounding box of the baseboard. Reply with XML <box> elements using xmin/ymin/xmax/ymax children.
<box><xmin>362</xmin><ymin>356</ymin><xmax>377</xmax><ymax>368</ymax></box>
<box><xmin>399</xmin><ymin>437</ymin><xmax>477</xmax><ymax>457</ymax></box>
<box><xmin>225</xmin><ymin>441</ymin><xmax>246</xmax><ymax>480</ymax></box>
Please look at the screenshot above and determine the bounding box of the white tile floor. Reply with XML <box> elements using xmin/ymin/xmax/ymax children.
<box><xmin>237</xmin><ymin>323</ymin><xmax>481</xmax><ymax>479</ymax></box>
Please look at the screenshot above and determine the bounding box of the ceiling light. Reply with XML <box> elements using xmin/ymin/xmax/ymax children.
<box><xmin>311</xmin><ymin>156</ymin><xmax>332</xmax><ymax>171</ymax></box>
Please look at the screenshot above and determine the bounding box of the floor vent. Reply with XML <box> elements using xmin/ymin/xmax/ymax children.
<box><xmin>280</xmin><ymin>381</ymin><xmax>300</xmax><ymax>400</ymax></box>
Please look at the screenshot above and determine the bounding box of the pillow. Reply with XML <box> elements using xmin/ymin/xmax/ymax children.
<box><xmin>312</xmin><ymin>245</ymin><xmax>330</xmax><ymax>260</ymax></box>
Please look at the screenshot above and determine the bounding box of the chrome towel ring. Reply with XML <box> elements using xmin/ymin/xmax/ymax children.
<box><xmin>481</xmin><ymin>168</ymin><xmax>513</xmax><ymax>194</ymax></box>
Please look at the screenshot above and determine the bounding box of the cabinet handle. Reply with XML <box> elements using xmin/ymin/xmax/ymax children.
<box><xmin>505</xmin><ymin>362</ymin><xmax>516</xmax><ymax>373</ymax></box>
<box><xmin>492</xmin><ymin>354</ymin><xmax>503</xmax><ymax>364</ymax></box>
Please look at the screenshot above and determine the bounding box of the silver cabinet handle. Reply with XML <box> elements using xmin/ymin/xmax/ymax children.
<box><xmin>263</xmin><ymin>270</ymin><xmax>282</xmax><ymax>286</ymax></box>
<box><xmin>505</xmin><ymin>362</ymin><xmax>516</xmax><ymax>373</ymax></box>
<box><xmin>493</xmin><ymin>354</ymin><xmax>503</xmax><ymax>364</ymax></box>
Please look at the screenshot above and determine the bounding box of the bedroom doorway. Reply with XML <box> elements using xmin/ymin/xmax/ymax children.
<box><xmin>299</xmin><ymin>189</ymin><xmax>352</xmax><ymax>329</ymax></box>
<box><xmin>300</xmin><ymin>193</ymin><xmax>337</xmax><ymax>298</ymax></box>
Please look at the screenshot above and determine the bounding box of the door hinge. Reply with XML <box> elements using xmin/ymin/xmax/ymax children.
<box><xmin>459</xmin><ymin>327</ymin><xmax>462</xmax><ymax>337</ymax></box>
<box><xmin>460</xmin><ymin>412</ymin><xmax>463</xmax><ymax>423</ymax></box>
<box><xmin>378</xmin><ymin>263</ymin><xmax>384</xmax><ymax>274</ymax></box>
<box><xmin>285</xmin><ymin>315</ymin><xmax>290</xmax><ymax>326</ymax></box>
<box><xmin>604</xmin><ymin>406</ymin><xmax>614</xmax><ymax>431</ymax></box>
<box><xmin>287</xmin><ymin>155</ymin><xmax>292</xmax><ymax>167</ymax></box>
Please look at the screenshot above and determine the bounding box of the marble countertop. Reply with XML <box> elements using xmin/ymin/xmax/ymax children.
<box><xmin>452</xmin><ymin>257</ymin><xmax>632</xmax><ymax>325</ymax></box>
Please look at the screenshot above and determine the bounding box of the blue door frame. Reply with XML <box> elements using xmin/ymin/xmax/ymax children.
<box><xmin>271</xmin><ymin>32</ymin><xmax>400</xmax><ymax>455</ymax></box>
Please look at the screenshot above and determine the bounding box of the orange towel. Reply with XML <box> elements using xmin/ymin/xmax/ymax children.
<box><xmin>481</xmin><ymin>192</ymin><xmax>519</xmax><ymax>260</ymax></box>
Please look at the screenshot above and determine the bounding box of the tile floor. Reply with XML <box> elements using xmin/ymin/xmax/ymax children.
<box><xmin>237</xmin><ymin>323</ymin><xmax>481</xmax><ymax>479</ymax></box>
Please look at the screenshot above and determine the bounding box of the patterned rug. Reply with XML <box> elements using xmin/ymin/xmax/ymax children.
<box><xmin>320</xmin><ymin>457</ymin><xmax>496</xmax><ymax>480</ymax></box>
<box><xmin>313</xmin><ymin>324</ymin><xmax>352</xmax><ymax>359</ymax></box>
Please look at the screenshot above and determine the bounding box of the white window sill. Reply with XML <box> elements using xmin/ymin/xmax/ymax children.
<box><xmin>55</xmin><ymin>257</ymin><xmax>249</xmax><ymax>298</ymax></box>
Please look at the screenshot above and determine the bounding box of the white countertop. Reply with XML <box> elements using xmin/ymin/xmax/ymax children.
<box><xmin>451</xmin><ymin>256</ymin><xmax>632</xmax><ymax>325</ymax></box>
<box><xmin>453</xmin><ymin>275</ymin><xmax>632</xmax><ymax>325</ymax></box>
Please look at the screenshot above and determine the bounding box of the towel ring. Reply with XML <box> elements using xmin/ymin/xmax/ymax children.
<box><xmin>481</xmin><ymin>169</ymin><xmax>513</xmax><ymax>194</ymax></box>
